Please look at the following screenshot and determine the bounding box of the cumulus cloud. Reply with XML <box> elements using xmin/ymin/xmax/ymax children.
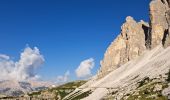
<box><xmin>0</xmin><ymin>46</ymin><xmax>44</xmax><ymax>81</ymax></box>
<box><xmin>75</xmin><ymin>58</ymin><xmax>95</xmax><ymax>78</ymax></box>
<box><xmin>0</xmin><ymin>54</ymin><xmax>10</xmax><ymax>60</ymax></box>
<box><xmin>56</xmin><ymin>70</ymin><xmax>70</xmax><ymax>83</ymax></box>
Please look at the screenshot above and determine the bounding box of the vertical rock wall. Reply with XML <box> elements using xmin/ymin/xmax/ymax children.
<box><xmin>97</xmin><ymin>0</ymin><xmax>170</xmax><ymax>78</ymax></box>
<box><xmin>97</xmin><ymin>17</ymin><xmax>148</xmax><ymax>78</ymax></box>
<box><xmin>150</xmin><ymin>0</ymin><xmax>170</xmax><ymax>48</ymax></box>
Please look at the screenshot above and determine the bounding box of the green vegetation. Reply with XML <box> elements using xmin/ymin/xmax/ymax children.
<box><xmin>28</xmin><ymin>91</ymin><xmax>41</xmax><ymax>96</ymax></box>
<box><xmin>138</xmin><ymin>77</ymin><xmax>150</xmax><ymax>88</ymax></box>
<box><xmin>70</xmin><ymin>90</ymin><xmax>92</xmax><ymax>100</ymax></box>
<box><xmin>27</xmin><ymin>80</ymin><xmax>87</xmax><ymax>99</ymax></box>
<box><xmin>166</xmin><ymin>69</ymin><xmax>170</xmax><ymax>82</ymax></box>
<box><xmin>61</xmin><ymin>81</ymin><xmax>86</xmax><ymax>87</ymax></box>
<box><xmin>127</xmin><ymin>81</ymin><xmax>168</xmax><ymax>100</ymax></box>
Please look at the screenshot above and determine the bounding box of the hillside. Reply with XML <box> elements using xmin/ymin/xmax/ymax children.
<box><xmin>1</xmin><ymin>80</ymin><xmax>86</xmax><ymax>100</ymax></box>
<box><xmin>64</xmin><ymin>0</ymin><xmax>170</xmax><ymax>100</ymax></box>
<box><xmin>64</xmin><ymin>45</ymin><xmax>170</xmax><ymax>100</ymax></box>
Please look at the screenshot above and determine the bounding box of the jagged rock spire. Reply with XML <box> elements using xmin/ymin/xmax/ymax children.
<box><xmin>97</xmin><ymin>0</ymin><xmax>170</xmax><ymax>78</ymax></box>
<box><xmin>97</xmin><ymin>16</ymin><xmax>148</xmax><ymax>78</ymax></box>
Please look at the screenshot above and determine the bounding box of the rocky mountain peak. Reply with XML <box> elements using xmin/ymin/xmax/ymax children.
<box><xmin>97</xmin><ymin>16</ymin><xmax>147</xmax><ymax>78</ymax></box>
<box><xmin>97</xmin><ymin>0</ymin><xmax>170</xmax><ymax>78</ymax></box>
<box><xmin>125</xmin><ymin>16</ymin><xmax>135</xmax><ymax>22</ymax></box>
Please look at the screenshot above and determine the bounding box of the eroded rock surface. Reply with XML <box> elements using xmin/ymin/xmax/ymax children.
<box><xmin>97</xmin><ymin>0</ymin><xmax>170</xmax><ymax>78</ymax></box>
<box><xmin>150</xmin><ymin>0</ymin><xmax>170</xmax><ymax>48</ymax></box>
<box><xmin>97</xmin><ymin>17</ymin><xmax>148</xmax><ymax>78</ymax></box>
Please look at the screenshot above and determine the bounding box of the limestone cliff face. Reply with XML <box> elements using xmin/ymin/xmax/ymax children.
<box><xmin>97</xmin><ymin>0</ymin><xmax>170</xmax><ymax>78</ymax></box>
<box><xmin>150</xmin><ymin>0</ymin><xmax>170</xmax><ymax>48</ymax></box>
<box><xmin>97</xmin><ymin>17</ymin><xmax>148</xmax><ymax>78</ymax></box>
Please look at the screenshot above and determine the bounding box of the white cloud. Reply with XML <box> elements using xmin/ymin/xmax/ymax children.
<box><xmin>0</xmin><ymin>46</ymin><xmax>44</xmax><ymax>81</ymax></box>
<box><xmin>0</xmin><ymin>54</ymin><xmax>10</xmax><ymax>60</ymax></box>
<box><xmin>56</xmin><ymin>70</ymin><xmax>70</xmax><ymax>83</ymax></box>
<box><xmin>75</xmin><ymin>58</ymin><xmax>95</xmax><ymax>78</ymax></box>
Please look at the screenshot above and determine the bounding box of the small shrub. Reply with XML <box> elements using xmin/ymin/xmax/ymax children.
<box><xmin>166</xmin><ymin>69</ymin><xmax>170</xmax><ymax>82</ymax></box>
<box><xmin>157</xmin><ymin>92</ymin><xmax>162</xmax><ymax>97</ymax></box>
<box><xmin>143</xmin><ymin>89</ymin><xmax>149</xmax><ymax>94</ymax></box>
<box><xmin>138</xmin><ymin>77</ymin><xmax>150</xmax><ymax>88</ymax></box>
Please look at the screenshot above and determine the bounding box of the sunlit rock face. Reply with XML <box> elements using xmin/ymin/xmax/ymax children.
<box><xmin>150</xmin><ymin>0</ymin><xmax>170</xmax><ymax>48</ymax></box>
<box><xmin>97</xmin><ymin>0</ymin><xmax>170</xmax><ymax>78</ymax></box>
<box><xmin>97</xmin><ymin>16</ymin><xmax>148</xmax><ymax>78</ymax></box>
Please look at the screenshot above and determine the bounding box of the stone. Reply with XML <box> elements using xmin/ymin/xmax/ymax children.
<box><xmin>97</xmin><ymin>16</ymin><xmax>147</xmax><ymax>78</ymax></box>
<box><xmin>150</xmin><ymin>0</ymin><xmax>170</xmax><ymax>48</ymax></box>
<box><xmin>164</xmin><ymin>33</ymin><xmax>170</xmax><ymax>47</ymax></box>
<box><xmin>96</xmin><ymin>0</ymin><xmax>170</xmax><ymax>79</ymax></box>
<box><xmin>153</xmin><ymin>84</ymin><xmax>162</xmax><ymax>92</ymax></box>
<box><xmin>162</xmin><ymin>86</ymin><xmax>170</xmax><ymax>96</ymax></box>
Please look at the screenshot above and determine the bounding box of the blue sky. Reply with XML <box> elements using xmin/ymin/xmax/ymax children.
<box><xmin>0</xmin><ymin>0</ymin><xmax>150</xmax><ymax>81</ymax></box>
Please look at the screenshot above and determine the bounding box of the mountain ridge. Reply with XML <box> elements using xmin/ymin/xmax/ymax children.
<box><xmin>0</xmin><ymin>80</ymin><xmax>51</xmax><ymax>97</ymax></box>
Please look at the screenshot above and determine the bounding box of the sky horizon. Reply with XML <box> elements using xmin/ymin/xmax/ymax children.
<box><xmin>0</xmin><ymin>0</ymin><xmax>150</xmax><ymax>82</ymax></box>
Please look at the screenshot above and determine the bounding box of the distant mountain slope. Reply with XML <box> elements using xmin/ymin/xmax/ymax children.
<box><xmin>1</xmin><ymin>80</ymin><xmax>86</xmax><ymax>100</ymax></box>
<box><xmin>0</xmin><ymin>80</ymin><xmax>51</xmax><ymax>98</ymax></box>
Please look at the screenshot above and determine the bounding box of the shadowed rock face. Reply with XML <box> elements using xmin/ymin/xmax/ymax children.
<box><xmin>97</xmin><ymin>0</ymin><xmax>170</xmax><ymax>78</ymax></box>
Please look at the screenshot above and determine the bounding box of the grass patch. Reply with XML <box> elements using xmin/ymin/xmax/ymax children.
<box><xmin>27</xmin><ymin>80</ymin><xmax>87</xmax><ymax>99</ymax></box>
<box><xmin>28</xmin><ymin>91</ymin><xmax>41</xmax><ymax>96</ymax></box>
<box><xmin>127</xmin><ymin>81</ymin><xmax>168</xmax><ymax>100</ymax></box>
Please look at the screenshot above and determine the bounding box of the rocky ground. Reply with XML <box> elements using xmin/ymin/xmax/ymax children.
<box><xmin>64</xmin><ymin>46</ymin><xmax>170</xmax><ymax>100</ymax></box>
